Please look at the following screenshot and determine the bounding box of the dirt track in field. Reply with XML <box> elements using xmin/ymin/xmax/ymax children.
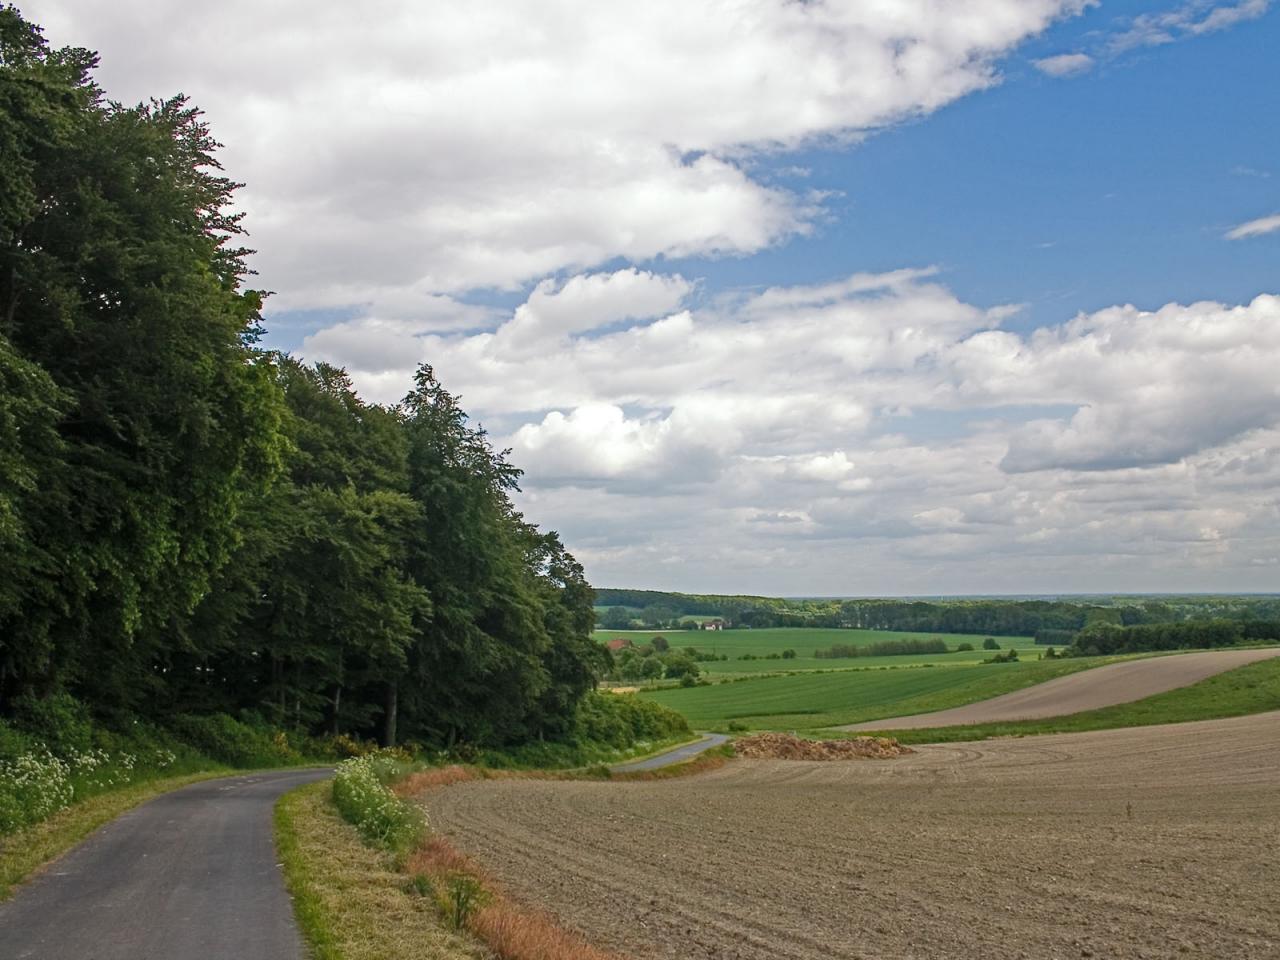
<box><xmin>841</xmin><ymin>646</ymin><xmax>1280</xmax><ymax>731</ymax></box>
<box><xmin>422</xmin><ymin>711</ymin><xmax>1280</xmax><ymax>960</ymax></box>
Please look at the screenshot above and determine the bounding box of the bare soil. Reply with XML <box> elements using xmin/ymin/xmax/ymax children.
<box><xmin>733</xmin><ymin>732</ymin><xmax>911</xmax><ymax>760</ymax></box>
<box><xmin>422</xmin><ymin>711</ymin><xmax>1280</xmax><ymax>960</ymax></box>
<box><xmin>841</xmin><ymin>646</ymin><xmax>1280</xmax><ymax>731</ymax></box>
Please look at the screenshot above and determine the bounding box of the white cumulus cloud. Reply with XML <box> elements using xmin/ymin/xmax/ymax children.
<box><xmin>30</xmin><ymin>0</ymin><xmax>1091</xmax><ymax>312</ymax></box>
<box><xmin>1226</xmin><ymin>213</ymin><xmax>1280</xmax><ymax>239</ymax></box>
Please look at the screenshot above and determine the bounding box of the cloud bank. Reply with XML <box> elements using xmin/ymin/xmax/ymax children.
<box><xmin>302</xmin><ymin>270</ymin><xmax>1280</xmax><ymax>593</ymax></box>
<box><xmin>34</xmin><ymin>0</ymin><xmax>1090</xmax><ymax>313</ymax></box>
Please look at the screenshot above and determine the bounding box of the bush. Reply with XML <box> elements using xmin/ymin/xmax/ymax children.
<box><xmin>171</xmin><ymin>713</ymin><xmax>301</xmax><ymax>767</ymax></box>
<box><xmin>574</xmin><ymin>692</ymin><xmax>690</xmax><ymax>749</ymax></box>
<box><xmin>11</xmin><ymin>694</ymin><xmax>93</xmax><ymax>755</ymax></box>
<box><xmin>815</xmin><ymin>638</ymin><xmax>949</xmax><ymax>659</ymax></box>
<box><xmin>331</xmin><ymin>754</ymin><xmax>427</xmax><ymax>852</ymax></box>
<box><xmin>982</xmin><ymin>638</ymin><xmax>1000</xmax><ymax>650</ymax></box>
<box><xmin>0</xmin><ymin>751</ymin><xmax>72</xmax><ymax>834</ymax></box>
<box><xmin>956</xmin><ymin>642</ymin><xmax>974</xmax><ymax>652</ymax></box>
<box><xmin>984</xmin><ymin>649</ymin><xmax>1019</xmax><ymax>664</ymax></box>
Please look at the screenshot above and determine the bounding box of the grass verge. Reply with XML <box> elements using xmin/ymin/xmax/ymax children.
<box><xmin>0</xmin><ymin>769</ymin><xmax>228</xmax><ymax>899</ymax></box>
<box><xmin>275</xmin><ymin>781</ymin><xmax>483</xmax><ymax>960</ymax></box>
<box><xmin>869</xmin><ymin>655</ymin><xmax>1280</xmax><ymax>744</ymax></box>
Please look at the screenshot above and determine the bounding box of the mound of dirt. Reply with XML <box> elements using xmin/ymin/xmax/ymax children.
<box><xmin>732</xmin><ymin>732</ymin><xmax>912</xmax><ymax>760</ymax></box>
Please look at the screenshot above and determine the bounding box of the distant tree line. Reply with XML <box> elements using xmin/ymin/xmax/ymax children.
<box><xmin>0</xmin><ymin>11</ymin><xmax>604</xmax><ymax>750</ymax></box>
<box><xmin>596</xmin><ymin>588</ymin><xmax>1280</xmax><ymax>638</ymax></box>
<box><xmin>814</xmin><ymin>638</ymin><xmax>950</xmax><ymax>659</ymax></box>
<box><xmin>1068</xmin><ymin>620</ymin><xmax>1280</xmax><ymax>657</ymax></box>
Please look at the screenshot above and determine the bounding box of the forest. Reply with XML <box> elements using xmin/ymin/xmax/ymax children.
<box><xmin>0</xmin><ymin>10</ymin><xmax>605</xmax><ymax>751</ymax></box>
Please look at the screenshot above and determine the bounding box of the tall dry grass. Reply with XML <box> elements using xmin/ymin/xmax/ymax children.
<box><xmin>407</xmin><ymin>835</ymin><xmax>627</xmax><ymax>960</ymax></box>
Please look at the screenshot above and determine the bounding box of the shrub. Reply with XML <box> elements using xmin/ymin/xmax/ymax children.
<box><xmin>574</xmin><ymin>692</ymin><xmax>690</xmax><ymax>748</ymax></box>
<box><xmin>442</xmin><ymin>872</ymin><xmax>487</xmax><ymax>931</ymax></box>
<box><xmin>331</xmin><ymin>754</ymin><xmax>428</xmax><ymax>852</ymax></box>
<box><xmin>956</xmin><ymin>642</ymin><xmax>974</xmax><ymax>652</ymax></box>
<box><xmin>171</xmin><ymin>713</ymin><xmax>300</xmax><ymax>767</ymax></box>
<box><xmin>0</xmin><ymin>751</ymin><xmax>73</xmax><ymax>834</ymax></box>
<box><xmin>982</xmin><ymin>638</ymin><xmax>1000</xmax><ymax>650</ymax></box>
<box><xmin>11</xmin><ymin>693</ymin><xmax>93</xmax><ymax>755</ymax></box>
<box><xmin>815</xmin><ymin>638</ymin><xmax>949</xmax><ymax>659</ymax></box>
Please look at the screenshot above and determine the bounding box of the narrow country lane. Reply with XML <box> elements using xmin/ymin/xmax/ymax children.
<box><xmin>0</xmin><ymin>768</ymin><xmax>331</xmax><ymax>960</ymax></box>
<box><xmin>610</xmin><ymin>733</ymin><xmax>730</xmax><ymax>772</ymax></box>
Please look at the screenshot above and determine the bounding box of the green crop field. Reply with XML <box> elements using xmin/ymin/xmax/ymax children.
<box><xmin>878</xmin><ymin>654</ymin><xmax>1280</xmax><ymax>745</ymax></box>
<box><xmin>594</xmin><ymin>627</ymin><xmax>1041</xmax><ymax>675</ymax></box>
<box><xmin>640</xmin><ymin>657</ymin><xmax>1108</xmax><ymax>731</ymax></box>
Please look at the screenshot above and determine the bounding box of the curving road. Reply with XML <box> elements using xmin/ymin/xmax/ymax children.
<box><xmin>0</xmin><ymin>768</ymin><xmax>330</xmax><ymax>960</ymax></box>
<box><xmin>839</xmin><ymin>646</ymin><xmax>1280</xmax><ymax>731</ymax></box>
<box><xmin>609</xmin><ymin>733</ymin><xmax>730</xmax><ymax>773</ymax></box>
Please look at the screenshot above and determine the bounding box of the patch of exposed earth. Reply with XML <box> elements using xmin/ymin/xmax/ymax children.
<box><xmin>422</xmin><ymin>711</ymin><xmax>1280</xmax><ymax>960</ymax></box>
<box><xmin>842</xmin><ymin>647</ymin><xmax>1280</xmax><ymax>731</ymax></box>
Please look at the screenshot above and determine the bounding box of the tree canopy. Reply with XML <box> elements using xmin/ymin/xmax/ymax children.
<box><xmin>0</xmin><ymin>7</ymin><xmax>600</xmax><ymax>748</ymax></box>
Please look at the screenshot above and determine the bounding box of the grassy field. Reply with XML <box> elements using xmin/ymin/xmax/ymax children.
<box><xmin>595</xmin><ymin>627</ymin><xmax>1039</xmax><ymax>676</ymax></box>
<box><xmin>878</xmin><ymin>655</ymin><xmax>1280</xmax><ymax>744</ymax></box>
<box><xmin>641</xmin><ymin>657</ymin><xmax>1106</xmax><ymax>731</ymax></box>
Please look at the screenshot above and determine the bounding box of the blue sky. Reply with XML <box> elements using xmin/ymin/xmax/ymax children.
<box><xmin>36</xmin><ymin>0</ymin><xmax>1280</xmax><ymax>594</ymax></box>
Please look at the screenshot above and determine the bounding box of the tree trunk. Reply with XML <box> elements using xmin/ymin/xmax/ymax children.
<box><xmin>383</xmin><ymin>681</ymin><xmax>398</xmax><ymax>747</ymax></box>
<box><xmin>330</xmin><ymin>651</ymin><xmax>344</xmax><ymax>736</ymax></box>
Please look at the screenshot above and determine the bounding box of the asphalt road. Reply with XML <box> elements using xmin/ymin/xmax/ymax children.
<box><xmin>0</xmin><ymin>767</ymin><xmax>331</xmax><ymax>960</ymax></box>
<box><xmin>609</xmin><ymin>733</ymin><xmax>730</xmax><ymax>772</ymax></box>
<box><xmin>840</xmin><ymin>646</ymin><xmax>1280</xmax><ymax>731</ymax></box>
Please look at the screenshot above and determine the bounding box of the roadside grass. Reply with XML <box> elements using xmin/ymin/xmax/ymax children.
<box><xmin>0</xmin><ymin>769</ymin><xmax>229</xmax><ymax>899</ymax></box>
<box><xmin>865</xmin><ymin>655</ymin><xmax>1280</xmax><ymax>744</ymax></box>
<box><xmin>610</xmin><ymin>742</ymin><xmax>735</xmax><ymax>780</ymax></box>
<box><xmin>642</xmin><ymin>656</ymin><xmax>1118</xmax><ymax>731</ymax></box>
<box><xmin>596</xmin><ymin>627</ymin><xmax>1039</xmax><ymax>676</ymax></box>
<box><xmin>275</xmin><ymin>781</ymin><xmax>483</xmax><ymax>960</ymax></box>
<box><xmin>283</xmin><ymin>752</ymin><xmax>659</xmax><ymax>960</ymax></box>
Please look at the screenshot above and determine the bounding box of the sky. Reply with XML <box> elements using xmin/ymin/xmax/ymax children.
<box><xmin>30</xmin><ymin>1</ymin><xmax>1280</xmax><ymax>596</ymax></box>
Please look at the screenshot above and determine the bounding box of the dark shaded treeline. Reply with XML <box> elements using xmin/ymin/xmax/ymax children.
<box><xmin>597</xmin><ymin>588</ymin><xmax>1280</xmax><ymax>637</ymax></box>
<box><xmin>0</xmin><ymin>10</ymin><xmax>602</xmax><ymax>747</ymax></box>
<box><xmin>1070</xmin><ymin>620</ymin><xmax>1280</xmax><ymax>657</ymax></box>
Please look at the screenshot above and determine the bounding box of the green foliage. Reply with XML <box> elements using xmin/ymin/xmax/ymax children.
<box><xmin>815</xmin><ymin>638</ymin><xmax>950</xmax><ymax>659</ymax></box>
<box><xmin>956</xmin><ymin>642</ymin><xmax>975</xmax><ymax>652</ymax></box>
<box><xmin>170</xmin><ymin>713</ymin><xmax>301</xmax><ymax>767</ymax></box>
<box><xmin>441</xmin><ymin>872</ymin><xmax>486</xmax><ymax>931</ymax></box>
<box><xmin>574</xmin><ymin>691</ymin><xmax>691</xmax><ymax>748</ymax></box>
<box><xmin>9</xmin><ymin>693</ymin><xmax>92</xmax><ymax>755</ymax></box>
<box><xmin>1068</xmin><ymin>619</ymin><xmax>1280</xmax><ymax>657</ymax></box>
<box><xmin>0</xmin><ymin>8</ymin><xmax>603</xmax><ymax>759</ymax></box>
<box><xmin>330</xmin><ymin>754</ymin><xmax>427</xmax><ymax>852</ymax></box>
<box><xmin>982</xmin><ymin>638</ymin><xmax>1000</xmax><ymax>650</ymax></box>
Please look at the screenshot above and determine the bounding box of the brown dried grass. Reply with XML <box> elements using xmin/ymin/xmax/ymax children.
<box><xmin>472</xmin><ymin>901</ymin><xmax>622</xmax><ymax>960</ymax></box>
<box><xmin>393</xmin><ymin>765</ymin><xmax>477</xmax><ymax>796</ymax></box>
<box><xmin>407</xmin><ymin>834</ymin><xmax>626</xmax><ymax>960</ymax></box>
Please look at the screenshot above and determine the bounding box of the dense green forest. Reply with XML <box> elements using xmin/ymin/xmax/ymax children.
<box><xmin>597</xmin><ymin>588</ymin><xmax>1280</xmax><ymax>637</ymax></box>
<box><xmin>0</xmin><ymin>9</ymin><xmax>605</xmax><ymax>751</ymax></box>
<box><xmin>1068</xmin><ymin>620</ymin><xmax>1280</xmax><ymax>657</ymax></box>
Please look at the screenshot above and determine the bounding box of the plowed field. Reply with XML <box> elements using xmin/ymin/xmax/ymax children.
<box><xmin>422</xmin><ymin>711</ymin><xmax>1280</xmax><ymax>960</ymax></box>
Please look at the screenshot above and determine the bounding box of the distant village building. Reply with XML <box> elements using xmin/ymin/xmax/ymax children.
<box><xmin>605</xmin><ymin>637</ymin><xmax>633</xmax><ymax>651</ymax></box>
<box><xmin>702</xmin><ymin>619</ymin><xmax>726</xmax><ymax>631</ymax></box>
